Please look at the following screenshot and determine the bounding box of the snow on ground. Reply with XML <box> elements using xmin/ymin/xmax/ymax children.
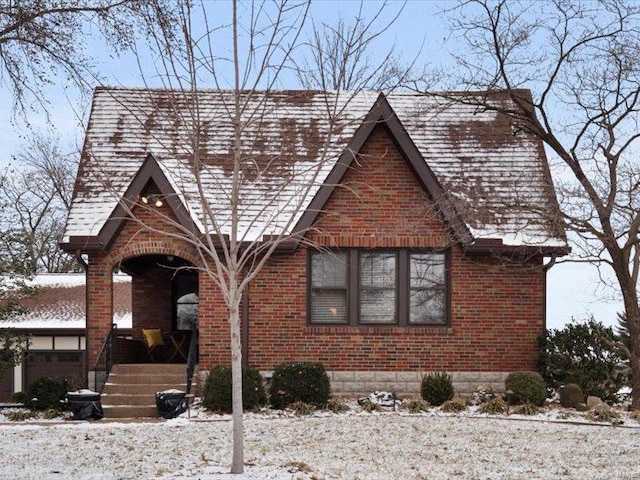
<box><xmin>0</xmin><ymin>407</ymin><xmax>639</xmax><ymax>480</ymax></box>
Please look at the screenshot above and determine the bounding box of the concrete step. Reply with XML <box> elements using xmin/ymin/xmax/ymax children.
<box><xmin>107</xmin><ymin>373</ymin><xmax>186</xmax><ymax>384</ymax></box>
<box><xmin>100</xmin><ymin>363</ymin><xmax>196</xmax><ymax>418</ymax></box>
<box><xmin>103</xmin><ymin>383</ymin><xmax>188</xmax><ymax>395</ymax></box>
<box><xmin>103</xmin><ymin>405</ymin><xmax>159</xmax><ymax>418</ymax></box>
<box><xmin>111</xmin><ymin>363</ymin><xmax>186</xmax><ymax>375</ymax></box>
<box><xmin>101</xmin><ymin>394</ymin><xmax>158</xmax><ymax>406</ymax></box>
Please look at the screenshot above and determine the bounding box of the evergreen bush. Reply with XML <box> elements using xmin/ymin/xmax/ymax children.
<box><xmin>559</xmin><ymin>383</ymin><xmax>584</xmax><ymax>408</ymax></box>
<box><xmin>202</xmin><ymin>365</ymin><xmax>266</xmax><ymax>412</ymax></box>
<box><xmin>269</xmin><ymin>362</ymin><xmax>330</xmax><ymax>409</ymax></box>
<box><xmin>420</xmin><ymin>372</ymin><xmax>454</xmax><ymax>406</ymax></box>
<box><xmin>24</xmin><ymin>377</ymin><xmax>70</xmax><ymax>411</ymax></box>
<box><xmin>539</xmin><ymin>318</ymin><xmax>628</xmax><ymax>403</ymax></box>
<box><xmin>504</xmin><ymin>371</ymin><xmax>547</xmax><ymax>406</ymax></box>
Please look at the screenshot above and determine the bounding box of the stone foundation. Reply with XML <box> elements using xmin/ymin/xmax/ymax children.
<box><xmin>325</xmin><ymin>371</ymin><xmax>510</xmax><ymax>397</ymax></box>
<box><xmin>197</xmin><ymin>370</ymin><xmax>510</xmax><ymax>398</ymax></box>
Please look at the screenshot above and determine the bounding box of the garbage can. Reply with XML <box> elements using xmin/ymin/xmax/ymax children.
<box><xmin>67</xmin><ymin>390</ymin><xmax>104</xmax><ymax>420</ymax></box>
<box><xmin>155</xmin><ymin>390</ymin><xmax>187</xmax><ymax>419</ymax></box>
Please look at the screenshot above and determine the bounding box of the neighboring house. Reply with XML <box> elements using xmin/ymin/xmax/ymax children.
<box><xmin>60</xmin><ymin>88</ymin><xmax>568</xmax><ymax>395</ymax></box>
<box><xmin>0</xmin><ymin>274</ymin><xmax>131</xmax><ymax>401</ymax></box>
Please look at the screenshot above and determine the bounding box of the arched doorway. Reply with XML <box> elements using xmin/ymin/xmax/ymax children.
<box><xmin>119</xmin><ymin>254</ymin><xmax>199</xmax><ymax>363</ymax></box>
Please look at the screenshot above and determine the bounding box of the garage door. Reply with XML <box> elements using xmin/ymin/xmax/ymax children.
<box><xmin>25</xmin><ymin>352</ymin><xmax>86</xmax><ymax>390</ymax></box>
<box><xmin>0</xmin><ymin>368</ymin><xmax>13</xmax><ymax>402</ymax></box>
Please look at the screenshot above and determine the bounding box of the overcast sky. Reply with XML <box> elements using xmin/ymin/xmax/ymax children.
<box><xmin>0</xmin><ymin>0</ymin><xmax>623</xmax><ymax>330</ymax></box>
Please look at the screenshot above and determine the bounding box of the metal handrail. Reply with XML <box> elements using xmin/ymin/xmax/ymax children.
<box><xmin>186</xmin><ymin>323</ymin><xmax>198</xmax><ymax>394</ymax></box>
<box><xmin>93</xmin><ymin>323</ymin><xmax>118</xmax><ymax>392</ymax></box>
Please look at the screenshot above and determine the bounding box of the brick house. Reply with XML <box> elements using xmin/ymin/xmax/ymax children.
<box><xmin>60</xmin><ymin>88</ymin><xmax>568</xmax><ymax>394</ymax></box>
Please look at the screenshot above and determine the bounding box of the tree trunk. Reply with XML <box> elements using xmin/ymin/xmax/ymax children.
<box><xmin>229</xmin><ymin>302</ymin><xmax>244</xmax><ymax>473</ymax></box>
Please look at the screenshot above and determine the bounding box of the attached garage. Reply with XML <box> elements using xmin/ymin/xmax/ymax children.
<box><xmin>25</xmin><ymin>350</ymin><xmax>86</xmax><ymax>390</ymax></box>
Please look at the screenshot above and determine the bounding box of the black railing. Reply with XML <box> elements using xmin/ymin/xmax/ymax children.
<box><xmin>186</xmin><ymin>323</ymin><xmax>198</xmax><ymax>394</ymax></box>
<box><xmin>93</xmin><ymin>323</ymin><xmax>118</xmax><ymax>392</ymax></box>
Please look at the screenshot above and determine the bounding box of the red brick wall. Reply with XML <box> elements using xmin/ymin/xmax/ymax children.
<box><xmin>86</xmin><ymin>188</ymin><xmax>203</xmax><ymax>366</ymax></box>
<box><xmin>230</xmin><ymin>125</ymin><xmax>545</xmax><ymax>372</ymax></box>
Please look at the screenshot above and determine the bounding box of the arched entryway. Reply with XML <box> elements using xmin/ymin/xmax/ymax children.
<box><xmin>119</xmin><ymin>254</ymin><xmax>199</xmax><ymax>364</ymax></box>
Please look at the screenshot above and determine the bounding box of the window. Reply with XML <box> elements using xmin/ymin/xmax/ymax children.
<box><xmin>409</xmin><ymin>253</ymin><xmax>446</xmax><ymax>324</ymax></box>
<box><xmin>309</xmin><ymin>249</ymin><xmax>448</xmax><ymax>326</ymax></box>
<box><xmin>360</xmin><ymin>252</ymin><xmax>396</xmax><ymax>324</ymax></box>
<box><xmin>309</xmin><ymin>252</ymin><xmax>348</xmax><ymax>323</ymax></box>
<box><xmin>173</xmin><ymin>271</ymin><xmax>199</xmax><ymax>331</ymax></box>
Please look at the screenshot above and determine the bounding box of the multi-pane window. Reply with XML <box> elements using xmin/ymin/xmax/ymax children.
<box><xmin>360</xmin><ymin>252</ymin><xmax>396</xmax><ymax>324</ymax></box>
<box><xmin>310</xmin><ymin>252</ymin><xmax>348</xmax><ymax>323</ymax></box>
<box><xmin>309</xmin><ymin>249</ymin><xmax>448</xmax><ymax>326</ymax></box>
<box><xmin>409</xmin><ymin>253</ymin><xmax>446</xmax><ymax>324</ymax></box>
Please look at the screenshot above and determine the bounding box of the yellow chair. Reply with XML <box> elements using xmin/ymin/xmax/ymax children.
<box><xmin>142</xmin><ymin>328</ymin><xmax>165</xmax><ymax>362</ymax></box>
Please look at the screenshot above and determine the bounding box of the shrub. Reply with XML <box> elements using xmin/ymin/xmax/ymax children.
<box><xmin>512</xmin><ymin>402</ymin><xmax>540</xmax><ymax>416</ymax></box>
<box><xmin>559</xmin><ymin>383</ymin><xmax>584</xmax><ymax>409</ymax></box>
<box><xmin>629</xmin><ymin>410</ymin><xmax>640</xmax><ymax>422</ymax></box>
<box><xmin>289</xmin><ymin>401</ymin><xmax>314</xmax><ymax>415</ymax></box>
<box><xmin>587</xmin><ymin>405</ymin><xmax>620</xmax><ymax>423</ymax></box>
<box><xmin>478</xmin><ymin>397</ymin><xmax>507</xmax><ymax>415</ymax></box>
<box><xmin>24</xmin><ymin>377</ymin><xmax>70</xmax><ymax>411</ymax></box>
<box><xmin>539</xmin><ymin>319</ymin><xmax>628</xmax><ymax>404</ymax></box>
<box><xmin>440</xmin><ymin>397</ymin><xmax>467</xmax><ymax>413</ymax></box>
<box><xmin>5</xmin><ymin>409</ymin><xmax>38</xmax><ymax>421</ymax></box>
<box><xmin>505</xmin><ymin>371</ymin><xmax>547</xmax><ymax>406</ymax></box>
<box><xmin>202</xmin><ymin>365</ymin><xmax>266</xmax><ymax>413</ymax></box>
<box><xmin>421</xmin><ymin>372</ymin><xmax>454</xmax><ymax>407</ymax></box>
<box><xmin>11</xmin><ymin>391</ymin><xmax>26</xmax><ymax>403</ymax></box>
<box><xmin>406</xmin><ymin>398</ymin><xmax>430</xmax><ymax>413</ymax></box>
<box><xmin>325</xmin><ymin>398</ymin><xmax>349</xmax><ymax>413</ymax></box>
<box><xmin>269</xmin><ymin>362</ymin><xmax>330</xmax><ymax>409</ymax></box>
<box><xmin>360</xmin><ymin>400</ymin><xmax>382</xmax><ymax>413</ymax></box>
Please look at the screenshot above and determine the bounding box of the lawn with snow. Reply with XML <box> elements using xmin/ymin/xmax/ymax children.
<box><xmin>0</xmin><ymin>408</ymin><xmax>639</xmax><ymax>479</ymax></box>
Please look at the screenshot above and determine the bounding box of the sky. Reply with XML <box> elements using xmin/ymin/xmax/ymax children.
<box><xmin>0</xmin><ymin>0</ymin><xmax>624</xmax><ymax>330</ymax></box>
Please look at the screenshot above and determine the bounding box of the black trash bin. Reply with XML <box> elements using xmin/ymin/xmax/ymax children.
<box><xmin>155</xmin><ymin>390</ymin><xmax>187</xmax><ymax>419</ymax></box>
<box><xmin>67</xmin><ymin>390</ymin><xmax>104</xmax><ymax>420</ymax></box>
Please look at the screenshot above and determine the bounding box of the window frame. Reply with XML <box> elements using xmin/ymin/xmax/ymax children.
<box><xmin>307</xmin><ymin>248</ymin><xmax>450</xmax><ymax>327</ymax></box>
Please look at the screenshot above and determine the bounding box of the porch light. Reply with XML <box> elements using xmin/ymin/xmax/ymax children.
<box><xmin>140</xmin><ymin>194</ymin><xmax>164</xmax><ymax>208</ymax></box>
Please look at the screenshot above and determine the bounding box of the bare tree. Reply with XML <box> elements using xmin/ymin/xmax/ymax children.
<box><xmin>0</xmin><ymin>133</ymin><xmax>79</xmax><ymax>274</ymax></box>
<box><xmin>73</xmin><ymin>0</ymin><xmax>409</xmax><ymax>473</ymax></box>
<box><xmin>0</xmin><ymin>0</ymin><xmax>178</xmax><ymax>115</ymax></box>
<box><xmin>440</xmin><ymin>0</ymin><xmax>640</xmax><ymax>408</ymax></box>
<box><xmin>296</xmin><ymin>1</ymin><xmax>417</xmax><ymax>91</ymax></box>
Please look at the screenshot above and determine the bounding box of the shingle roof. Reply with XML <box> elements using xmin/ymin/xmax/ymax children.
<box><xmin>63</xmin><ymin>87</ymin><xmax>567</xmax><ymax>251</ymax></box>
<box><xmin>0</xmin><ymin>274</ymin><xmax>131</xmax><ymax>329</ymax></box>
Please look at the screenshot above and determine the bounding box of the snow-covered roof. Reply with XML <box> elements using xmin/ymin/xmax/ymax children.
<box><xmin>0</xmin><ymin>274</ymin><xmax>131</xmax><ymax>329</ymax></box>
<box><xmin>63</xmin><ymin>88</ymin><xmax>567</xmax><ymax>251</ymax></box>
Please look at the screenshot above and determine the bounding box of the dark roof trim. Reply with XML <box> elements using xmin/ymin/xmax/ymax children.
<box><xmin>61</xmin><ymin>153</ymin><xmax>201</xmax><ymax>253</ymax></box>
<box><xmin>291</xmin><ymin>93</ymin><xmax>473</xmax><ymax>247</ymax></box>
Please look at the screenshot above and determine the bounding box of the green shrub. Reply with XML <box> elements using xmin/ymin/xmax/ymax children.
<box><xmin>269</xmin><ymin>362</ymin><xmax>330</xmax><ymax>409</ymax></box>
<box><xmin>539</xmin><ymin>319</ymin><xmax>628</xmax><ymax>404</ymax></box>
<box><xmin>440</xmin><ymin>397</ymin><xmax>467</xmax><ymax>413</ymax></box>
<box><xmin>24</xmin><ymin>377</ymin><xmax>70</xmax><ymax>411</ymax></box>
<box><xmin>11</xmin><ymin>391</ymin><xmax>26</xmax><ymax>403</ymax></box>
<box><xmin>421</xmin><ymin>372</ymin><xmax>454</xmax><ymax>407</ymax></box>
<box><xmin>202</xmin><ymin>365</ymin><xmax>266</xmax><ymax>413</ymax></box>
<box><xmin>505</xmin><ymin>371</ymin><xmax>547</xmax><ymax>406</ymax></box>
<box><xmin>559</xmin><ymin>383</ymin><xmax>584</xmax><ymax>409</ymax></box>
<box><xmin>478</xmin><ymin>397</ymin><xmax>507</xmax><ymax>415</ymax></box>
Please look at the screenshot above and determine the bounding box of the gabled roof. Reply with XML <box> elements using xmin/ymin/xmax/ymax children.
<box><xmin>62</xmin><ymin>88</ymin><xmax>568</xmax><ymax>254</ymax></box>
